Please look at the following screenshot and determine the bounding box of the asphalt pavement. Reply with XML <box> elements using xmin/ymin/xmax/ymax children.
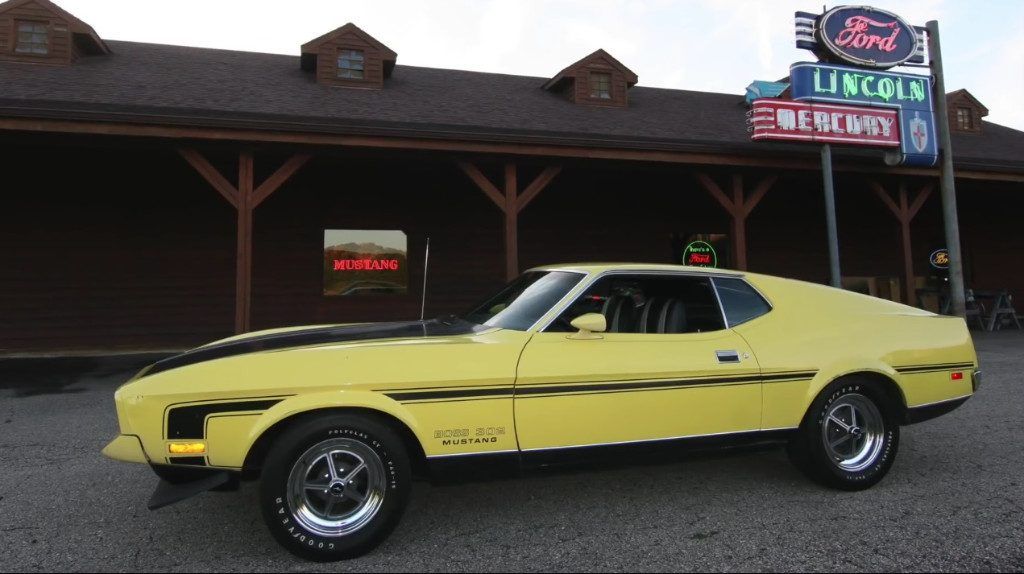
<box><xmin>1</xmin><ymin>334</ymin><xmax>1022</xmax><ymax>572</ymax></box>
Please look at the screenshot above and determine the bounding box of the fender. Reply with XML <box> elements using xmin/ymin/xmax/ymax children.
<box><xmin>239</xmin><ymin>389</ymin><xmax>426</xmax><ymax>467</ymax></box>
<box><xmin>761</xmin><ymin>356</ymin><xmax>905</xmax><ymax>430</ymax></box>
<box><xmin>802</xmin><ymin>356</ymin><xmax>905</xmax><ymax>412</ymax></box>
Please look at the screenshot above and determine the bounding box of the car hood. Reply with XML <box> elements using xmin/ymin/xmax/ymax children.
<box><xmin>142</xmin><ymin>318</ymin><xmax>490</xmax><ymax>378</ymax></box>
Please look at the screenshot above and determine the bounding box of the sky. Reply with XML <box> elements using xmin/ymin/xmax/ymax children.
<box><xmin>56</xmin><ymin>0</ymin><xmax>1024</xmax><ymax>131</ymax></box>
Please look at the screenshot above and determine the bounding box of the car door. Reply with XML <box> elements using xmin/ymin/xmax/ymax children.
<box><xmin>513</xmin><ymin>272</ymin><xmax>762</xmax><ymax>452</ymax></box>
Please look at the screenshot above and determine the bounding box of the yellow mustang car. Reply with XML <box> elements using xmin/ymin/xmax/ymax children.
<box><xmin>103</xmin><ymin>264</ymin><xmax>980</xmax><ymax>561</ymax></box>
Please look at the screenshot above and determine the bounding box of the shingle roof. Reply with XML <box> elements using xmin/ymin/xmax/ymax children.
<box><xmin>0</xmin><ymin>40</ymin><xmax>1021</xmax><ymax>172</ymax></box>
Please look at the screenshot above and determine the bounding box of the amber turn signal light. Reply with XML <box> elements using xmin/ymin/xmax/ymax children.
<box><xmin>168</xmin><ymin>442</ymin><xmax>206</xmax><ymax>454</ymax></box>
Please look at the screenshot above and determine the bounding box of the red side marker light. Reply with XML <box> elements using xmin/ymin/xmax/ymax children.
<box><xmin>951</xmin><ymin>372</ymin><xmax>964</xmax><ymax>381</ymax></box>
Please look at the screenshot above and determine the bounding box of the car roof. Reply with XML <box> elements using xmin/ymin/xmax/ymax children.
<box><xmin>526</xmin><ymin>263</ymin><xmax>747</xmax><ymax>276</ymax></box>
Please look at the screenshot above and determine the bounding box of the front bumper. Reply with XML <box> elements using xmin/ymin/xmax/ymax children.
<box><xmin>101</xmin><ymin>434</ymin><xmax>149</xmax><ymax>464</ymax></box>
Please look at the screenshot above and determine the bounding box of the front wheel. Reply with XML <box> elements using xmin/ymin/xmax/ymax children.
<box><xmin>259</xmin><ymin>414</ymin><xmax>411</xmax><ymax>561</ymax></box>
<box><xmin>787</xmin><ymin>379</ymin><xmax>900</xmax><ymax>491</ymax></box>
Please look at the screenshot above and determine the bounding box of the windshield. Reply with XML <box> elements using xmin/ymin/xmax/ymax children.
<box><xmin>462</xmin><ymin>271</ymin><xmax>585</xmax><ymax>331</ymax></box>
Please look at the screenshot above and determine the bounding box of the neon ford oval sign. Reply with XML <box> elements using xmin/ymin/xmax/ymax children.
<box><xmin>929</xmin><ymin>248</ymin><xmax>949</xmax><ymax>270</ymax></box>
<box><xmin>818</xmin><ymin>6</ymin><xmax>919</xmax><ymax>69</ymax></box>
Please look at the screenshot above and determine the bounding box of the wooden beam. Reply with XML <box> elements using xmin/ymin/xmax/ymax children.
<box><xmin>516</xmin><ymin>166</ymin><xmax>562</xmax><ymax>212</ymax></box>
<box><xmin>907</xmin><ymin>183</ymin><xmax>935</xmax><ymax>221</ymax></box>
<box><xmin>236</xmin><ymin>151</ymin><xmax>255</xmax><ymax>334</ymax></box>
<box><xmin>898</xmin><ymin>186</ymin><xmax>915</xmax><ymax>306</ymax></box>
<box><xmin>504</xmin><ymin>163</ymin><xmax>519</xmax><ymax>280</ymax></box>
<box><xmin>253</xmin><ymin>153</ymin><xmax>311</xmax><ymax>207</ymax></box>
<box><xmin>731</xmin><ymin>174</ymin><xmax>748</xmax><ymax>270</ymax></box>
<box><xmin>742</xmin><ymin>174</ymin><xmax>778</xmax><ymax>218</ymax></box>
<box><xmin>178</xmin><ymin>148</ymin><xmax>239</xmax><ymax>208</ymax></box>
<box><xmin>870</xmin><ymin>180</ymin><xmax>937</xmax><ymax>306</ymax></box>
<box><xmin>694</xmin><ymin>173</ymin><xmax>737</xmax><ymax>215</ymax></box>
<box><xmin>8</xmin><ymin>117</ymin><xmax>1024</xmax><ymax>182</ymax></box>
<box><xmin>868</xmin><ymin>180</ymin><xmax>903</xmax><ymax>220</ymax></box>
<box><xmin>458</xmin><ymin>161</ymin><xmax>505</xmax><ymax>210</ymax></box>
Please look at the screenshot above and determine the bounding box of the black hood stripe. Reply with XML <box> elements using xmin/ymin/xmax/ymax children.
<box><xmin>147</xmin><ymin>318</ymin><xmax>488</xmax><ymax>377</ymax></box>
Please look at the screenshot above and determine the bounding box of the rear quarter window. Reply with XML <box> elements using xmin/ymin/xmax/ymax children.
<box><xmin>714</xmin><ymin>277</ymin><xmax>771</xmax><ymax>327</ymax></box>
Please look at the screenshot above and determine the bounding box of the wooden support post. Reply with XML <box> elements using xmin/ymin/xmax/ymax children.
<box><xmin>869</xmin><ymin>180</ymin><xmax>934</xmax><ymax>306</ymax></box>
<box><xmin>179</xmin><ymin>149</ymin><xmax>310</xmax><ymax>333</ymax></box>
<box><xmin>236</xmin><ymin>152</ymin><xmax>254</xmax><ymax>334</ymax></box>
<box><xmin>503</xmin><ymin>163</ymin><xmax>519</xmax><ymax>281</ymax></box>
<box><xmin>459</xmin><ymin>162</ymin><xmax>562</xmax><ymax>280</ymax></box>
<box><xmin>695</xmin><ymin>172</ymin><xmax>777</xmax><ymax>270</ymax></box>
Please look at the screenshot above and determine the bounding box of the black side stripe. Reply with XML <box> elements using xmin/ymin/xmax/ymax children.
<box><xmin>166</xmin><ymin>399</ymin><xmax>284</xmax><ymax>439</ymax></box>
<box><xmin>895</xmin><ymin>362</ymin><xmax>975</xmax><ymax>374</ymax></box>
<box><xmin>384</xmin><ymin>387</ymin><xmax>515</xmax><ymax>402</ymax></box>
<box><xmin>386</xmin><ymin>370</ymin><xmax>819</xmax><ymax>403</ymax></box>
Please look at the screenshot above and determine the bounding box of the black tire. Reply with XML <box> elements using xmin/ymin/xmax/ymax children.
<box><xmin>787</xmin><ymin>378</ymin><xmax>900</xmax><ymax>491</ymax></box>
<box><xmin>259</xmin><ymin>413</ymin><xmax>411</xmax><ymax>561</ymax></box>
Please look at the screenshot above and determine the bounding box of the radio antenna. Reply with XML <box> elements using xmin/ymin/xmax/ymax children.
<box><xmin>419</xmin><ymin>237</ymin><xmax>430</xmax><ymax>322</ymax></box>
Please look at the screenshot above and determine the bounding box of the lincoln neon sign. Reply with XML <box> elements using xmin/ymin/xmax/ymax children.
<box><xmin>790</xmin><ymin>62</ymin><xmax>933</xmax><ymax>111</ymax></box>
<box><xmin>809</xmin><ymin>66</ymin><xmax>927</xmax><ymax>105</ymax></box>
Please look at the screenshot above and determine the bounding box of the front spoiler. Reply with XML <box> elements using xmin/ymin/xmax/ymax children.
<box><xmin>101</xmin><ymin>435</ymin><xmax>149</xmax><ymax>464</ymax></box>
<box><xmin>148</xmin><ymin>472</ymin><xmax>232</xmax><ymax>510</ymax></box>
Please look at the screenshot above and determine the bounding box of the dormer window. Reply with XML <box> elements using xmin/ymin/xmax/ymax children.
<box><xmin>946</xmin><ymin>89</ymin><xmax>988</xmax><ymax>134</ymax></box>
<box><xmin>301</xmin><ymin>23</ymin><xmax>397</xmax><ymax>89</ymax></box>
<box><xmin>956</xmin><ymin>107</ymin><xmax>973</xmax><ymax>131</ymax></box>
<box><xmin>0</xmin><ymin>1</ymin><xmax>109</xmax><ymax>66</ymax></box>
<box><xmin>337</xmin><ymin>49</ymin><xmax>364</xmax><ymax>79</ymax></box>
<box><xmin>15</xmin><ymin>20</ymin><xmax>49</xmax><ymax>55</ymax></box>
<box><xmin>590</xmin><ymin>72</ymin><xmax>611</xmax><ymax>99</ymax></box>
<box><xmin>543</xmin><ymin>49</ymin><xmax>637</xmax><ymax>108</ymax></box>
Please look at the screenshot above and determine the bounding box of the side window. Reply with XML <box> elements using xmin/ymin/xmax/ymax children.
<box><xmin>545</xmin><ymin>275</ymin><xmax>725</xmax><ymax>334</ymax></box>
<box><xmin>714</xmin><ymin>277</ymin><xmax>771</xmax><ymax>327</ymax></box>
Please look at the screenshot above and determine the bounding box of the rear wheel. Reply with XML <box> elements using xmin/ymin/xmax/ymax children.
<box><xmin>259</xmin><ymin>414</ymin><xmax>411</xmax><ymax>561</ymax></box>
<box><xmin>787</xmin><ymin>378</ymin><xmax>899</xmax><ymax>490</ymax></box>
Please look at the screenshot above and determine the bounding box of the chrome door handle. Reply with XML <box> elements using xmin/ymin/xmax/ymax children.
<box><xmin>716</xmin><ymin>350</ymin><xmax>741</xmax><ymax>363</ymax></box>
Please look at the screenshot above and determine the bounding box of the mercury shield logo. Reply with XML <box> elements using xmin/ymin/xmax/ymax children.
<box><xmin>910</xmin><ymin>112</ymin><xmax>929</xmax><ymax>153</ymax></box>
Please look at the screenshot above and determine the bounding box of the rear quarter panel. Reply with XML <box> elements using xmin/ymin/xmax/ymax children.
<box><xmin>737</xmin><ymin>274</ymin><xmax>976</xmax><ymax>429</ymax></box>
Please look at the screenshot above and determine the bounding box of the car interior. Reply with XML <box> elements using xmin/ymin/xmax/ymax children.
<box><xmin>547</xmin><ymin>275</ymin><xmax>726</xmax><ymax>334</ymax></box>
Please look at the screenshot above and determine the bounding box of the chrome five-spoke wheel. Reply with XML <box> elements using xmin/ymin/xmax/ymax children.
<box><xmin>286</xmin><ymin>438</ymin><xmax>388</xmax><ymax>537</ymax></box>
<box><xmin>821</xmin><ymin>393</ymin><xmax>885</xmax><ymax>472</ymax></box>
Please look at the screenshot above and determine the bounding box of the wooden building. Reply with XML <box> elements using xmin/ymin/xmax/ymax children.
<box><xmin>1</xmin><ymin>0</ymin><xmax>1022</xmax><ymax>353</ymax></box>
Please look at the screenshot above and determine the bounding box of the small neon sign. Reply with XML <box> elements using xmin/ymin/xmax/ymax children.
<box><xmin>683</xmin><ymin>241</ymin><xmax>718</xmax><ymax>268</ymax></box>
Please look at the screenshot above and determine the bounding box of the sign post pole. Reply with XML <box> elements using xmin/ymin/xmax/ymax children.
<box><xmin>926</xmin><ymin>20</ymin><xmax>966</xmax><ymax>317</ymax></box>
<box><xmin>821</xmin><ymin>144</ymin><xmax>842</xmax><ymax>288</ymax></box>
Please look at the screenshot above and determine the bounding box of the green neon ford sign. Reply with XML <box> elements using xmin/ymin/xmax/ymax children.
<box><xmin>683</xmin><ymin>241</ymin><xmax>718</xmax><ymax>268</ymax></box>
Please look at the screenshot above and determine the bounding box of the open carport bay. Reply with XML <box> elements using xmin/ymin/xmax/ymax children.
<box><xmin>0</xmin><ymin>334</ymin><xmax>1022</xmax><ymax>572</ymax></box>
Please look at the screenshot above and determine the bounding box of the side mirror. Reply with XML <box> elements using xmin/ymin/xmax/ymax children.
<box><xmin>567</xmin><ymin>313</ymin><xmax>607</xmax><ymax>340</ymax></box>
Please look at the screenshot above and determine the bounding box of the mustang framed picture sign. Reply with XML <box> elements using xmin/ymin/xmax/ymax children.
<box><xmin>323</xmin><ymin>229</ymin><xmax>408</xmax><ymax>296</ymax></box>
